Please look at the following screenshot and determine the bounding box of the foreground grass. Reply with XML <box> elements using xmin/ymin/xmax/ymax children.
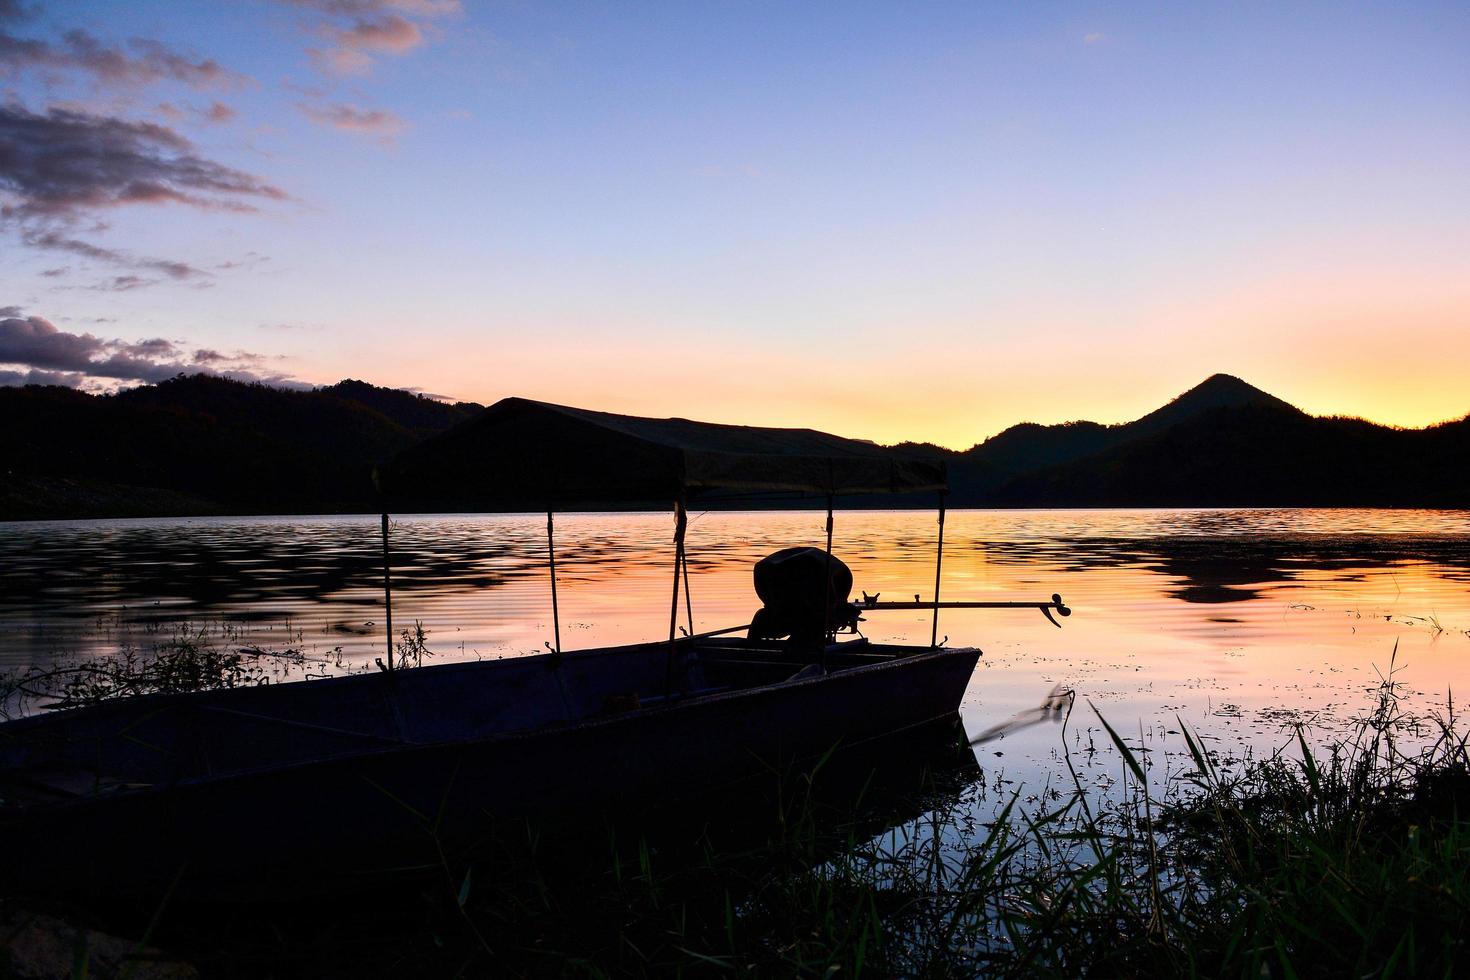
<box><xmin>395</xmin><ymin>664</ymin><xmax>1469</xmax><ymax>978</ymax></box>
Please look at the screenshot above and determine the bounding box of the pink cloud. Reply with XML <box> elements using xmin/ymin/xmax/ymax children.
<box><xmin>298</xmin><ymin>101</ymin><xmax>404</xmax><ymax>139</ymax></box>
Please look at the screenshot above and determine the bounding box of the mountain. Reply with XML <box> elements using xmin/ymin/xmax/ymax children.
<box><xmin>928</xmin><ymin>374</ymin><xmax>1301</xmax><ymax>502</ymax></box>
<box><xmin>1125</xmin><ymin>373</ymin><xmax>1302</xmax><ymax>435</ymax></box>
<box><xmin>963</xmin><ymin>373</ymin><xmax>1299</xmax><ymax>474</ymax></box>
<box><xmin>0</xmin><ymin>375</ymin><xmax>482</xmax><ymax>519</ymax></box>
<box><xmin>0</xmin><ymin>372</ymin><xmax>1465</xmax><ymax>518</ymax></box>
<box><xmin>968</xmin><ymin>375</ymin><xmax>1467</xmax><ymax>507</ymax></box>
<box><xmin>988</xmin><ymin>406</ymin><xmax>1470</xmax><ymax>508</ymax></box>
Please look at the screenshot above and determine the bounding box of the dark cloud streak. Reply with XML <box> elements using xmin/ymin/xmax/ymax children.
<box><xmin>0</xmin><ymin>367</ymin><xmax>87</xmax><ymax>387</ymax></box>
<box><xmin>2</xmin><ymin>104</ymin><xmax>283</xmax><ymax>280</ymax></box>
<box><xmin>0</xmin><ymin>0</ymin><xmax>31</xmax><ymax>26</ymax></box>
<box><xmin>0</xmin><ymin>28</ymin><xmax>247</xmax><ymax>90</ymax></box>
<box><xmin>20</xmin><ymin>229</ymin><xmax>206</xmax><ymax>279</ymax></box>
<box><xmin>0</xmin><ymin>105</ymin><xmax>286</xmax><ymax>221</ymax></box>
<box><xmin>0</xmin><ymin>312</ymin><xmax>304</xmax><ymax>388</ymax></box>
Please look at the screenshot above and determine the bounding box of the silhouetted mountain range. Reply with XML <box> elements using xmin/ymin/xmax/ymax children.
<box><xmin>0</xmin><ymin>375</ymin><xmax>482</xmax><ymax>519</ymax></box>
<box><xmin>1</xmin><ymin>373</ymin><xmax>1466</xmax><ymax>518</ymax></box>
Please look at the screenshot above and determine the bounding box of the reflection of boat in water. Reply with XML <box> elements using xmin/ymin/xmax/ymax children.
<box><xmin>0</xmin><ymin>399</ymin><xmax>1064</xmax><ymax>902</ymax></box>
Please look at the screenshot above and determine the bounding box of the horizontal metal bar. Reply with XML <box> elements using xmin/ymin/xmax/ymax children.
<box><xmin>860</xmin><ymin>601</ymin><xmax>1066</xmax><ymax>611</ymax></box>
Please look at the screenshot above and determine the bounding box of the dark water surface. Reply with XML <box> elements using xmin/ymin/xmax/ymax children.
<box><xmin>3</xmin><ymin>508</ymin><xmax>1469</xmax><ymax>786</ymax></box>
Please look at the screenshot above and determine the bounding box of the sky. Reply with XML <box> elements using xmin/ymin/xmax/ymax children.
<box><xmin>1</xmin><ymin>1</ymin><xmax>1468</xmax><ymax>448</ymax></box>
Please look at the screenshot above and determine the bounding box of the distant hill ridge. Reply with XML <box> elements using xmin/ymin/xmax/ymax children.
<box><xmin>0</xmin><ymin>372</ymin><xmax>1466</xmax><ymax>518</ymax></box>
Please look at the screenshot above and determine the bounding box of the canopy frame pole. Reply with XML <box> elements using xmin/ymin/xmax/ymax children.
<box><xmin>930</xmin><ymin>491</ymin><xmax>947</xmax><ymax>648</ymax></box>
<box><xmin>381</xmin><ymin>512</ymin><xmax>394</xmax><ymax>672</ymax></box>
<box><xmin>547</xmin><ymin>511</ymin><xmax>562</xmax><ymax>656</ymax></box>
<box><xmin>664</xmin><ymin>497</ymin><xmax>688</xmax><ymax>698</ymax></box>
<box><xmin>821</xmin><ymin>492</ymin><xmax>835</xmax><ymax>670</ymax></box>
<box><xmin>681</xmin><ymin>529</ymin><xmax>695</xmax><ymax>639</ymax></box>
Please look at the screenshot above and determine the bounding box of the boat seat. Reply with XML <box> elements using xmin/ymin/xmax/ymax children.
<box><xmin>196</xmin><ymin>705</ymin><xmax>409</xmax><ymax>745</ymax></box>
<box><xmin>618</xmin><ymin>685</ymin><xmax>733</xmax><ymax>712</ymax></box>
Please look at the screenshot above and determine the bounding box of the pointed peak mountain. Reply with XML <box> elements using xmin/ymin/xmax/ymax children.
<box><xmin>1176</xmin><ymin>373</ymin><xmax>1281</xmax><ymax>406</ymax></box>
<box><xmin>1128</xmin><ymin>373</ymin><xmax>1302</xmax><ymax>435</ymax></box>
<box><xmin>959</xmin><ymin>373</ymin><xmax>1307</xmax><ymax>476</ymax></box>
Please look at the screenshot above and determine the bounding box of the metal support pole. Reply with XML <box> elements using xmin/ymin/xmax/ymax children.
<box><xmin>930</xmin><ymin>492</ymin><xmax>947</xmax><ymax>648</ymax></box>
<box><xmin>547</xmin><ymin>511</ymin><xmax>562</xmax><ymax>655</ymax></box>
<box><xmin>381</xmin><ymin>512</ymin><xmax>394</xmax><ymax>672</ymax></box>
<box><xmin>664</xmin><ymin>498</ymin><xmax>688</xmax><ymax>697</ymax></box>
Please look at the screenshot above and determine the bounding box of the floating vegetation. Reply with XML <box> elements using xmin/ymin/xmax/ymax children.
<box><xmin>0</xmin><ymin>621</ymin><xmax>351</xmax><ymax>719</ymax></box>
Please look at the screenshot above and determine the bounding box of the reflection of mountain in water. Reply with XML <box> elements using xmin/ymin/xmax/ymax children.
<box><xmin>982</xmin><ymin>533</ymin><xmax>1470</xmax><ymax>603</ymax></box>
<box><xmin>3</xmin><ymin>513</ymin><xmax>1468</xmax><ymax>623</ymax></box>
<box><xmin>0</xmin><ymin>522</ymin><xmax>515</xmax><ymax>618</ymax></box>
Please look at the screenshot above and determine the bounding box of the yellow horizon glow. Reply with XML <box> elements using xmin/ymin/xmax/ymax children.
<box><xmin>311</xmin><ymin>231</ymin><xmax>1470</xmax><ymax>451</ymax></box>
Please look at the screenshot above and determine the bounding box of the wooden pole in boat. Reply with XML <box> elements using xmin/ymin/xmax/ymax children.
<box><xmin>381</xmin><ymin>512</ymin><xmax>394</xmax><ymax>672</ymax></box>
<box><xmin>547</xmin><ymin>511</ymin><xmax>562</xmax><ymax>655</ymax></box>
<box><xmin>930</xmin><ymin>491</ymin><xmax>947</xmax><ymax>648</ymax></box>
<box><xmin>664</xmin><ymin>498</ymin><xmax>688</xmax><ymax>697</ymax></box>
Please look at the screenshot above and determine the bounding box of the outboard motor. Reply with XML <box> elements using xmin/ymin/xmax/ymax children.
<box><xmin>749</xmin><ymin>547</ymin><xmax>860</xmax><ymax>646</ymax></box>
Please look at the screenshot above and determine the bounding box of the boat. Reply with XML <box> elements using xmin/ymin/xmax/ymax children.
<box><xmin>0</xmin><ymin>398</ymin><xmax>1068</xmax><ymax>901</ymax></box>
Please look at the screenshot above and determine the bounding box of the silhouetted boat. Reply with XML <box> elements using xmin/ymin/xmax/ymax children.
<box><xmin>0</xmin><ymin>399</ymin><xmax>1066</xmax><ymax>900</ymax></box>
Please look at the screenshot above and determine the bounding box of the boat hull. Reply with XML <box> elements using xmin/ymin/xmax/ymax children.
<box><xmin>1</xmin><ymin>642</ymin><xmax>979</xmax><ymax>901</ymax></box>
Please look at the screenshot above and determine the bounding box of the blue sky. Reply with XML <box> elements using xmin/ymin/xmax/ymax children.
<box><xmin>2</xmin><ymin>1</ymin><xmax>1468</xmax><ymax>445</ymax></box>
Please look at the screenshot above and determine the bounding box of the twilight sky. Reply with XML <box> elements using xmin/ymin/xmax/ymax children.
<box><xmin>2</xmin><ymin>1</ymin><xmax>1467</xmax><ymax>447</ymax></box>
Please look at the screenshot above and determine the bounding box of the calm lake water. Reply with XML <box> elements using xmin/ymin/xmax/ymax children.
<box><xmin>3</xmin><ymin>508</ymin><xmax>1470</xmax><ymax>786</ymax></box>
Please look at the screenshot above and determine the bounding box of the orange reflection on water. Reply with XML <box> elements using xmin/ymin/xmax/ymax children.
<box><xmin>2</xmin><ymin>508</ymin><xmax>1468</xmax><ymax>761</ymax></box>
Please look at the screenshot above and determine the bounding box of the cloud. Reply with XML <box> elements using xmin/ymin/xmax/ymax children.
<box><xmin>283</xmin><ymin>1</ymin><xmax>460</xmax><ymax>19</ymax></box>
<box><xmin>0</xmin><ymin>105</ymin><xmax>286</xmax><ymax>221</ymax></box>
<box><xmin>0</xmin><ymin>367</ymin><xmax>87</xmax><ymax>386</ymax></box>
<box><xmin>156</xmin><ymin>100</ymin><xmax>238</xmax><ymax>124</ymax></box>
<box><xmin>1083</xmin><ymin>32</ymin><xmax>1105</xmax><ymax>45</ymax></box>
<box><xmin>20</xmin><ymin>229</ymin><xmax>208</xmax><ymax>279</ymax></box>
<box><xmin>0</xmin><ymin>28</ymin><xmax>249</xmax><ymax>90</ymax></box>
<box><xmin>0</xmin><ymin>0</ymin><xmax>30</xmax><ymax>25</ymax></box>
<box><xmin>86</xmin><ymin>274</ymin><xmax>158</xmax><ymax>291</ymax></box>
<box><xmin>282</xmin><ymin>0</ymin><xmax>458</xmax><ymax>76</ymax></box>
<box><xmin>215</xmin><ymin>251</ymin><xmax>269</xmax><ymax>271</ymax></box>
<box><xmin>298</xmin><ymin>101</ymin><xmax>404</xmax><ymax>139</ymax></box>
<box><xmin>0</xmin><ymin>311</ymin><xmax>305</xmax><ymax>387</ymax></box>
<box><xmin>399</xmin><ymin>386</ymin><xmax>459</xmax><ymax>402</ymax></box>
<box><xmin>0</xmin><ymin>313</ymin><xmax>179</xmax><ymax>381</ymax></box>
<box><xmin>309</xmin><ymin>13</ymin><xmax>423</xmax><ymax>75</ymax></box>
